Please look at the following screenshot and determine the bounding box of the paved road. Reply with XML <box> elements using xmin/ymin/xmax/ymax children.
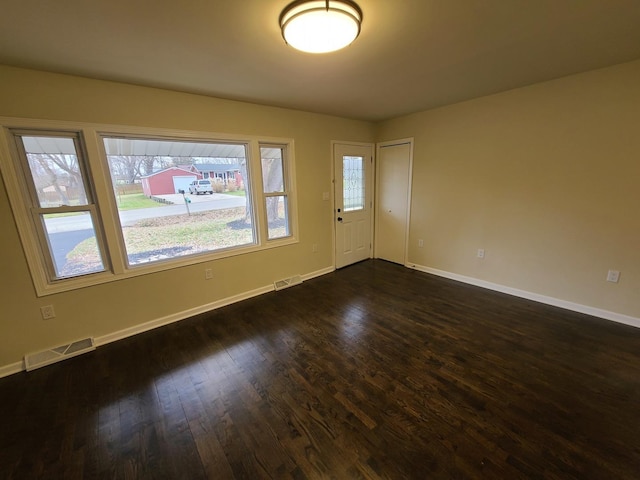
<box><xmin>44</xmin><ymin>194</ymin><xmax>246</xmax><ymax>270</ymax></box>
<box><xmin>48</xmin><ymin>229</ymin><xmax>96</xmax><ymax>273</ymax></box>
<box><xmin>46</xmin><ymin>194</ymin><xmax>246</xmax><ymax>233</ymax></box>
<box><xmin>120</xmin><ymin>194</ymin><xmax>245</xmax><ymax>226</ymax></box>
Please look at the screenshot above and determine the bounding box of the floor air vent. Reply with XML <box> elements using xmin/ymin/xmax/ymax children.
<box><xmin>274</xmin><ymin>275</ymin><xmax>303</xmax><ymax>291</ymax></box>
<box><xmin>24</xmin><ymin>337</ymin><xmax>96</xmax><ymax>372</ymax></box>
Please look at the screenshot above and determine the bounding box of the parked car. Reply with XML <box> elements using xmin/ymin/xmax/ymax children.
<box><xmin>188</xmin><ymin>179</ymin><xmax>214</xmax><ymax>195</ymax></box>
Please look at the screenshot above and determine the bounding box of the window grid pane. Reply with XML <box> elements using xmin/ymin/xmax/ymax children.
<box><xmin>343</xmin><ymin>155</ymin><xmax>364</xmax><ymax>211</ymax></box>
<box><xmin>261</xmin><ymin>156</ymin><xmax>284</xmax><ymax>193</ymax></box>
<box><xmin>22</xmin><ymin>136</ymin><xmax>90</xmax><ymax>208</ymax></box>
<box><xmin>266</xmin><ymin>195</ymin><xmax>289</xmax><ymax>240</ymax></box>
<box><xmin>42</xmin><ymin>212</ymin><xmax>105</xmax><ymax>278</ymax></box>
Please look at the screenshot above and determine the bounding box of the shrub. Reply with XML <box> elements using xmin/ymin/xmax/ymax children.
<box><xmin>226</xmin><ymin>179</ymin><xmax>238</xmax><ymax>192</ymax></box>
<box><xmin>212</xmin><ymin>179</ymin><xmax>225</xmax><ymax>193</ymax></box>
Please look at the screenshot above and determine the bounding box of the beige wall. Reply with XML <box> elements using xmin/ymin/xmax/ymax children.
<box><xmin>0</xmin><ymin>66</ymin><xmax>374</xmax><ymax>368</ymax></box>
<box><xmin>2</xmin><ymin>59</ymin><xmax>639</xmax><ymax>371</ymax></box>
<box><xmin>377</xmin><ymin>60</ymin><xmax>640</xmax><ymax>319</ymax></box>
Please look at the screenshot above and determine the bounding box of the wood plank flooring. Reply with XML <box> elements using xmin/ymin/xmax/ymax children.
<box><xmin>1</xmin><ymin>259</ymin><xmax>639</xmax><ymax>479</ymax></box>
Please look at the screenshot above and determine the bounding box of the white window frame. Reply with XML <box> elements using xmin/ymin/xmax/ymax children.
<box><xmin>259</xmin><ymin>143</ymin><xmax>297</xmax><ymax>241</ymax></box>
<box><xmin>9</xmin><ymin>129</ymin><xmax>112</xmax><ymax>283</ymax></box>
<box><xmin>0</xmin><ymin>117</ymin><xmax>298</xmax><ymax>296</ymax></box>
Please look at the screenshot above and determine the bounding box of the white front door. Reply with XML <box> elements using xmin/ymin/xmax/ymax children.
<box><xmin>375</xmin><ymin>140</ymin><xmax>412</xmax><ymax>265</ymax></box>
<box><xmin>334</xmin><ymin>143</ymin><xmax>373</xmax><ymax>268</ymax></box>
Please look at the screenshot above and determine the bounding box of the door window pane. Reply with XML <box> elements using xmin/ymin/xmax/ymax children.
<box><xmin>104</xmin><ymin>137</ymin><xmax>255</xmax><ymax>266</ymax></box>
<box><xmin>343</xmin><ymin>155</ymin><xmax>364</xmax><ymax>211</ymax></box>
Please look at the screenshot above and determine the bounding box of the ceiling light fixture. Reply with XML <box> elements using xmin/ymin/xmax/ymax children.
<box><xmin>280</xmin><ymin>0</ymin><xmax>362</xmax><ymax>54</ymax></box>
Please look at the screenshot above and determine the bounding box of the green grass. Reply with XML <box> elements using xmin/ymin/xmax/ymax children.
<box><xmin>63</xmin><ymin>206</ymin><xmax>286</xmax><ymax>273</ymax></box>
<box><xmin>44</xmin><ymin>193</ymin><xmax>162</xmax><ymax>219</ymax></box>
<box><xmin>115</xmin><ymin>193</ymin><xmax>167</xmax><ymax>210</ymax></box>
<box><xmin>223</xmin><ymin>189</ymin><xmax>247</xmax><ymax>197</ymax></box>
<box><xmin>124</xmin><ymin>212</ymin><xmax>253</xmax><ymax>252</ymax></box>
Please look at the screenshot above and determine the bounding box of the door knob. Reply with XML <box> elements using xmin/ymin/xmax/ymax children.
<box><xmin>337</xmin><ymin>217</ymin><xmax>343</xmax><ymax>222</ymax></box>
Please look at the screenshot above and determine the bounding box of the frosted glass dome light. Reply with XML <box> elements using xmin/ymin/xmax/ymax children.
<box><xmin>280</xmin><ymin>0</ymin><xmax>362</xmax><ymax>54</ymax></box>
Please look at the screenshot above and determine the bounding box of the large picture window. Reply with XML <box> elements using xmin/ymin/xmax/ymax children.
<box><xmin>103</xmin><ymin>136</ymin><xmax>255</xmax><ymax>266</ymax></box>
<box><xmin>1</xmin><ymin>119</ymin><xmax>297</xmax><ymax>295</ymax></box>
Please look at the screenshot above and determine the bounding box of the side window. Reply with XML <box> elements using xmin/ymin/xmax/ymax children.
<box><xmin>11</xmin><ymin>131</ymin><xmax>108</xmax><ymax>280</ymax></box>
<box><xmin>260</xmin><ymin>145</ymin><xmax>291</xmax><ymax>240</ymax></box>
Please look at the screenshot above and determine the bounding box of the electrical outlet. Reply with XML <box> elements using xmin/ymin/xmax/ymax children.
<box><xmin>418</xmin><ymin>239</ymin><xmax>424</xmax><ymax>247</ymax></box>
<box><xmin>606</xmin><ymin>270</ymin><xmax>620</xmax><ymax>283</ymax></box>
<box><xmin>41</xmin><ymin>305</ymin><xmax>56</xmax><ymax>320</ymax></box>
<box><xmin>312</xmin><ymin>243</ymin><xmax>318</xmax><ymax>253</ymax></box>
<box><xmin>205</xmin><ymin>268</ymin><xmax>213</xmax><ymax>280</ymax></box>
<box><xmin>477</xmin><ymin>249</ymin><xmax>485</xmax><ymax>259</ymax></box>
<box><xmin>322</xmin><ymin>192</ymin><xmax>330</xmax><ymax>201</ymax></box>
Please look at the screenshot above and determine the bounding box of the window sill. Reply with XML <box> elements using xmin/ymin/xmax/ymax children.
<box><xmin>34</xmin><ymin>235</ymin><xmax>299</xmax><ymax>297</ymax></box>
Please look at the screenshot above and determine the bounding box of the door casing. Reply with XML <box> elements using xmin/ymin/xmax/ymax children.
<box><xmin>332</xmin><ymin>141</ymin><xmax>374</xmax><ymax>269</ymax></box>
<box><xmin>374</xmin><ymin>138</ymin><xmax>413</xmax><ymax>266</ymax></box>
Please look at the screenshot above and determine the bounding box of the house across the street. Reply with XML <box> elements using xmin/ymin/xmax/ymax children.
<box><xmin>190</xmin><ymin>163</ymin><xmax>242</xmax><ymax>188</ymax></box>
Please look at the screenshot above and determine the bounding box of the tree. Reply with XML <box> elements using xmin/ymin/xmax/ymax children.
<box><xmin>262</xmin><ymin>157</ymin><xmax>284</xmax><ymax>222</ymax></box>
<box><xmin>28</xmin><ymin>153</ymin><xmax>85</xmax><ymax>205</ymax></box>
<box><xmin>108</xmin><ymin>155</ymin><xmax>147</xmax><ymax>184</ymax></box>
<box><xmin>239</xmin><ymin>158</ymin><xmax>252</xmax><ymax>223</ymax></box>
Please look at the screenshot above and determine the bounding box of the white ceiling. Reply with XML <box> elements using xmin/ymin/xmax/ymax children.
<box><xmin>1</xmin><ymin>0</ymin><xmax>640</xmax><ymax>121</ymax></box>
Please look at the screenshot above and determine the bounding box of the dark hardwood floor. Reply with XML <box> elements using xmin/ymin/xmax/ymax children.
<box><xmin>1</xmin><ymin>260</ymin><xmax>639</xmax><ymax>479</ymax></box>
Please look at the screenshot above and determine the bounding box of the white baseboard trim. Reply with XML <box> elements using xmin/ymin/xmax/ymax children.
<box><xmin>302</xmin><ymin>266</ymin><xmax>335</xmax><ymax>281</ymax></box>
<box><xmin>94</xmin><ymin>284</ymin><xmax>274</xmax><ymax>347</ymax></box>
<box><xmin>0</xmin><ymin>266</ymin><xmax>336</xmax><ymax>379</ymax></box>
<box><xmin>407</xmin><ymin>263</ymin><xmax>640</xmax><ymax>329</ymax></box>
<box><xmin>96</xmin><ymin>266</ymin><xmax>335</xmax><ymax>347</ymax></box>
<box><xmin>0</xmin><ymin>361</ymin><xmax>24</xmax><ymax>379</ymax></box>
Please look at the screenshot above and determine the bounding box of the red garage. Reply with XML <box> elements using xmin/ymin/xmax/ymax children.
<box><xmin>141</xmin><ymin>167</ymin><xmax>200</xmax><ymax>196</ymax></box>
